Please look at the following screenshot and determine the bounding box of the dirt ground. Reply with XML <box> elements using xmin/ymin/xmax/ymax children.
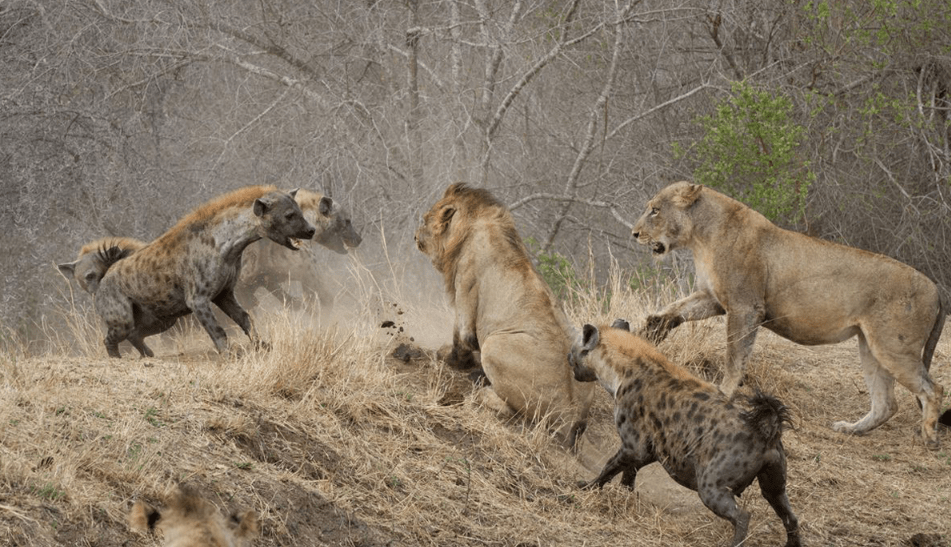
<box><xmin>1</xmin><ymin>295</ymin><xmax>951</xmax><ymax>546</ymax></box>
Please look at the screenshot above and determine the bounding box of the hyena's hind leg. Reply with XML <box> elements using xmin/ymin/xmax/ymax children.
<box><xmin>757</xmin><ymin>455</ymin><xmax>801</xmax><ymax>547</ymax></box>
<box><xmin>97</xmin><ymin>290</ymin><xmax>135</xmax><ymax>358</ymax></box>
<box><xmin>126</xmin><ymin>314</ymin><xmax>178</xmax><ymax>358</ymax></box>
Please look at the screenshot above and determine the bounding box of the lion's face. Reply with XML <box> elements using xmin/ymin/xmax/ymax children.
<box><xmin>631</xmin><ymin>182</ymin><xmax>701</xmax><ymax>256</ymax></box>
<box><xmin>414</xmin><ymin>198</ymin><xmax>455</xmax><ymax>262</ymax></box>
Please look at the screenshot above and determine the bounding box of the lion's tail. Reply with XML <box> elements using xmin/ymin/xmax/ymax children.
<box><xmin>923</xmin><ymin>293</ymin><xmax>945</xmax><ymax>373</ymax></box>
<box><xmin>741</xmin><ymin>391</ymin><xmax>793</xmax><ymax>448</ymax></box>
<box><xmin>923</xmin><ymin>295</ymin><xmax>951</xmax><ymax>427</ymax></box>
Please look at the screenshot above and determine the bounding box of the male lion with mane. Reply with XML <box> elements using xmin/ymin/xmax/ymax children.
<box><xmin>632</xmin><ymin>181</ymin><xmax>948</xmax><ymax>447</ymax></box>
<box><xmin>415</xmin><ymin>183</ymin><xmax>594</xmax><ymax>446</ymax></box>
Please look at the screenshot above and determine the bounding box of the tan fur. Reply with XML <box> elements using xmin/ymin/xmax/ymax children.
<box><xmin>129</xmin><ymin>485</ymin><xmax>258</xmax><ymax>547</ymax></box>
<box><xmin>96</xmin><ymin>185</ymin><xmax>316</xmax><ymax>357</ymax></box>
<box><xmin>632</xmin><ymin>181</ymin><xmax>946</xmax><ymax>447</ymax></box>
<box><xmin>569</xmin><ymin>321</ymin><xmax>800</xmax><ymax>547</ymax></box>
<box><xmin>58</xmin><ymin>237</ymin><xmax>147</xmax><ymax>294</ymax></box>
<box><xmin>415</xmin><ymin>183</ymin><xmax>594</xmax><ymax>446</ymax></box>
<box><xmin>237</xmin><ymin>189</ymin><xmax>361</xmax><ymax>309</ymax></box>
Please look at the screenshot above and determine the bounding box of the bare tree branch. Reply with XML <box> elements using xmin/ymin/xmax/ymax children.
<box><xmin>509</xmin><ymin>192</ymin><xmax>634</xmax><ymax>230</ymax></box>
<box><xmin>542</xmin><ymin>0</ymin><xmax>639</xmax><ymax>251</ymax></box>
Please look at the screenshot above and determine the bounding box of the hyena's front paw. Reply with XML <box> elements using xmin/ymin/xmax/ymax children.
<box><xmin>252</xmin><ymin>338</ymin><xmax>272</xmax><ymax>352</ymax></box>
<box><xmin>640</xmin><ymin>315</ymin><xmax>680</xmax><ymax>344</ymax></box>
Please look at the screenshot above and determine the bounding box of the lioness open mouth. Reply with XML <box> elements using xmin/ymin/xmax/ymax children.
<box><xmin>651</xmin><ymin>241</ymin><xmax>667</xmax><ymax>254</ymax></box>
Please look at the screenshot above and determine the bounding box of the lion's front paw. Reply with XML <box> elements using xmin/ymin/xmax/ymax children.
<box><xmin>915</xmin><ymin>427</ymin><xmax>941</xmax><ymax>450</ymax></box>
<box><xmin>641</xmin><ymin>315</ymin><xmax>679</xmax><ymax>344</ymax></box>
<box><xmin>446</xmin><ymin>345</ymin><xmax>480</xmax><ymax>370</ymax></box>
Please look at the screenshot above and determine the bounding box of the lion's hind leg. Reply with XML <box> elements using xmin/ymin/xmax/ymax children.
<box><xmin>472</xmin><ymin>385</ymin><xmax>517</xmax><ymax>417</ymax></box>
<box><xmin>832</xmin><ymin>334</ymin><xmax>897</xmax><ymax>436</ymax></box>
<box><xmin>861</xmin><ymin>330</ymin><xmax>943</xmax><ymax>448</ymax></box>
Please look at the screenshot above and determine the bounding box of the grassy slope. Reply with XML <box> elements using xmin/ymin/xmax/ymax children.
<box><xmin>2</xmin><ymin>270</ymin><xmax>950</xmax><ymax>547</ymax></box>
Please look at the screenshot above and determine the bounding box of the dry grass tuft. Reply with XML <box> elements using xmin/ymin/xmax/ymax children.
<box><xmin>2</xmin><ymin>251</ymin><xmax>951</xmax><ymax>546</ymax></box>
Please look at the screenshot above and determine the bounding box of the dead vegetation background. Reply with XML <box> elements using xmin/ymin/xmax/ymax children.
<box><xmin>1</xmin><ymin>248</ymin><xmax>950</xmax><ymax>547</ymax></box>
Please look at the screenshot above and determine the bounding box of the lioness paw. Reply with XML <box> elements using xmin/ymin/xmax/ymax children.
<box><xmin>641</xmin><ymin>315</ymin><xmax>680</xmax><ymax>344</ymax></box>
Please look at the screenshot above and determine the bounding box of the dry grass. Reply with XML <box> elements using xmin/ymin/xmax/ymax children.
<box><xmin>2</xmin><ymin>256</ymin><xmax>951</xmax><ymax>547</ymax></box>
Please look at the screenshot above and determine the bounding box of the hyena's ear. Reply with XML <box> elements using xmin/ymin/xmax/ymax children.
<box><xmin>57</xmin><ymin>262</ymin><xmax>77</xmax><ymax>278</ymax></box>
<box><xmin>230</xmin><ymin>510</ymin><xmax>260</xmax><ymax>539</ymax></box>
<box><xmin>610</xmin><ymin>318</ymin><xmax>631</xmax><ymax>331</ymax></box>
<box><xmin>253</xmin><ymin>196</ymin><xmax>273</xmax><ymax>217</ymax></box>
<box><xmin>581</xmin><ymin>324</ymin><xmax>600</xmax><ymax>352</ymax></box>
<box><xmin>318</xmin><ymin>196</ymin><xmax>333</xmax><ymax>217</ymax></box>
<box><xmin>128</xmin><ymin>500</ymin><xmax>162</xmax><ymax>533</ymax></box>
<box><xmin>672</xmin><ymin>183</ymin><xmax>702</xmax><ymax>208</ymax></box>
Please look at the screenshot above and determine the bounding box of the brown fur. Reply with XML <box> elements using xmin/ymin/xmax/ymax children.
<box><xmin>632</xmin><ymin>181</ymin><xmax>947</xmax><ymax>447</ymax></box>
<box><xmin>236</xmin><ymin>189</ymin><xmax>361</xmax><ymax>309</ymax></box>
<box><xmin>129</xmin><ymin>484</ymin><xmax>258</xmax><ymax>547</ymax></box>
<box><xmin>58</xmin><ymin>237</ymin><xmax>147</xmax><ymax>294</ymax></box>
<box><xmin>570</xmin><ymin>321</ymin><xmax>800</xmax><ymax>547</ymax></box>
<box><xmin>415</xmin><ymin>183</ymin><xmax>594</xmax><ymax>446</ymax></box>
<box><xmin>95</xmin><ymin>185</ymin><xmax>315</xmax><ymax>358</ymax></box>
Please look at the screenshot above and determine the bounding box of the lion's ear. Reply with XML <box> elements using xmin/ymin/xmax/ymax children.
<box><xmin>673</xmin><ymin>183</ymin><xmax>702</xmax><ymax>208</ymax></box>
<box><xmin>610</xmin><ymin>318</ymin><xmax>630</xmax><ymax>331</ymax></box>
<box><xmin>439</xmin><ymin>206</ymin><xmax>456</xmax><ymax>225</ymax></box>
<box><xmin>581</xmin><ymin>324</ymin><xmax>600</xmax><ymax>351</ymax></box>
<box><xmin>444</xmin><ymin>183</ymin><xmax>466</xmax><ymax>198</ymax></box>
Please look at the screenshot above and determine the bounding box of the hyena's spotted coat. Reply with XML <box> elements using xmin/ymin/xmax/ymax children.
<box><xmin>569</xmin><ymin>320</ymin><xmax>801</xmax><ymax>547</ymax></box>
<box><xmin>95</xmin><ymin>186</ymin><xmax>315</xmax><ymax>358</ymax></box>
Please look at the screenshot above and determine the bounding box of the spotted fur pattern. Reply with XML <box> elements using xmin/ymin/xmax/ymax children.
<box><xmin>95</xmin><ymin>186</ymin><xmax>315</xmax><ymax>358</ymax></box>
<box><xmin>570</xmin><ymin>321</ymin><xmax>800</xmax><ymax>547</ymax></box>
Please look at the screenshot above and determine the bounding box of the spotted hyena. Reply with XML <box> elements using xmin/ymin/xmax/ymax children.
<box><xmin>58</xmin><ymin>237</ymin><xmax>148</xmax><ymax>294</ymax></box>
<box><xmin>236</xmin><ymin>189</ymin><xmax>361</xmax><ymax>310</ymax></box>
<box><xmin>59</xmin><ymin>237</ymin><xmax>166</xmax><ymax>357</ymax></box>
<box><xmin>95</xmin><ymin>186</ymin><xmax>315</xmax><ymax>358</ymax></box>
<box><xmin>569</xmin><ymin>320</ymin><xmax>801</xmax><ymax>547</ymax></box>
<box><xmin>129</xmin><ymin>484</ymin><xmax>258</xmax><ymax>547</ymax></box>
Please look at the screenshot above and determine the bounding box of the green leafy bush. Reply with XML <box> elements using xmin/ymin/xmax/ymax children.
<box><xmin>689</xmin><ymin>81</ymin><xmax>814</xmax><ymax>224</ymax></box>
<box><xmin>525</xmin><ymin>237</ymin><xmax>581</xmax><ymax>300</ymax></box>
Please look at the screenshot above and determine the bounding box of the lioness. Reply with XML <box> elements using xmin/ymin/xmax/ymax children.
<box><xmin>129</xmin><ymin>484</ymin><xmax>258</xmax><ymax>546</ymax></box>
<box><xmin>632</xmin><ymin>181</ymin><xmax>947</xmax><ymax>447</ymax></box>
<box><xmin>415</xmin><ymin>183</ymin><xmax>594</xmax><ymax>446</ymax></box>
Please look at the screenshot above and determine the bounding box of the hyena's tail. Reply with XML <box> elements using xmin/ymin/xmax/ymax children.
<box><xmin>741</xmin><ymin>391</ymin><xmax>793</xmax><ymax>448</ymax></box>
